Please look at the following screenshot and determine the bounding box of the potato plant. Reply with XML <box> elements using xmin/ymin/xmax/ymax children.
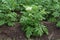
<box><xmin>0</xmin><ymin>0</ymin><xmax>19</xmax><ymax>26</ymax></box>
<box><xmin>20</xmin><ymin>5</ymin><xmax>48</xmax><ymax>38</ymax></box>
<box><xmin>45</xmin><ymin>0</ymin><xmax>60</xmax><ymax>27</ymax></box>
<box><xmin>19</xmin><ymin>0</ymin><xmax>49</xmax><ymax>38</ymax></box>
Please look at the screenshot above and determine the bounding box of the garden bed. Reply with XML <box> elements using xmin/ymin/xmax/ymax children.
<box><xmin>0</xmin><ymin>22</ymin><xmax>60</xmax><ymax>40</ymax></box>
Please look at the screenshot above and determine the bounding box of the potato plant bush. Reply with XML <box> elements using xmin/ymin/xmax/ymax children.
<box><xmin>20</xmin><ymin>5</ymin><xmax>48</xmax><ymax>38</ymax></box>
<box><xmin>0</xmin><ymin>0</ymin><xmax>19</xmax><ymax>26</ymax></box>
<box><xmin>0</xmin><ymin>0</ymin><xmax>60</xmax><ymax>38</ymax></box>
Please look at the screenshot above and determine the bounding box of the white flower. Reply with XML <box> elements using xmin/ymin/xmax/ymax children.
<box><xmin>25</xmin><ymin>6</ymin><xmax>32</xmax><ymax>11</ymax></box>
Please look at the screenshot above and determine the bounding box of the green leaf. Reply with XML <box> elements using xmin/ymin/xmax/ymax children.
<box><xmin>33</xmin><ymin>25</ymin><xmax>44</xmax><ymax>36</ymax></box>
<box><xmin>42</xmin><ymin>26</ymin><xmax>48</xmax><ymax>35</ymax></box>
<box><xmin>56</xmin><ymin>21</ymin><xmax>60</xmax><ymax>27</ymax></box>
<box><xmin>52</xmin><ymin>12</ymin><xmax>60</xmax><ymax>17</ymax></box>
<box><xmin>8</xmin><ymin>22</ymin><xmax>14</xmax><ymax>26</ymax></box>
<box><xmin>0</xmin><ymin>20</ymin><xmax>5</xmax><ymax>26</ymax></box>
<box><xmin>2</xmin><ymin>0</ymin><xmax>19</xmax><ymax>10</ymax></box>
<box><xmin>25</xmin><ymin>26</ymin><xmax>33</xmax><ymax>38</ymax></box>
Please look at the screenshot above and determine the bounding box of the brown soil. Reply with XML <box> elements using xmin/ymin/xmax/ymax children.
<box><xmin>0</xmin><ymin>22</ymin><xmax>60</xmax><ymax>40</ymax></box>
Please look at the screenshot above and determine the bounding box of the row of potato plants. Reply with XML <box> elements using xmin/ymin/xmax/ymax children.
<box><xmin>0</xmin><ymin>0</ymin><xmax>60</xmax><ymax>38</ymax></box>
